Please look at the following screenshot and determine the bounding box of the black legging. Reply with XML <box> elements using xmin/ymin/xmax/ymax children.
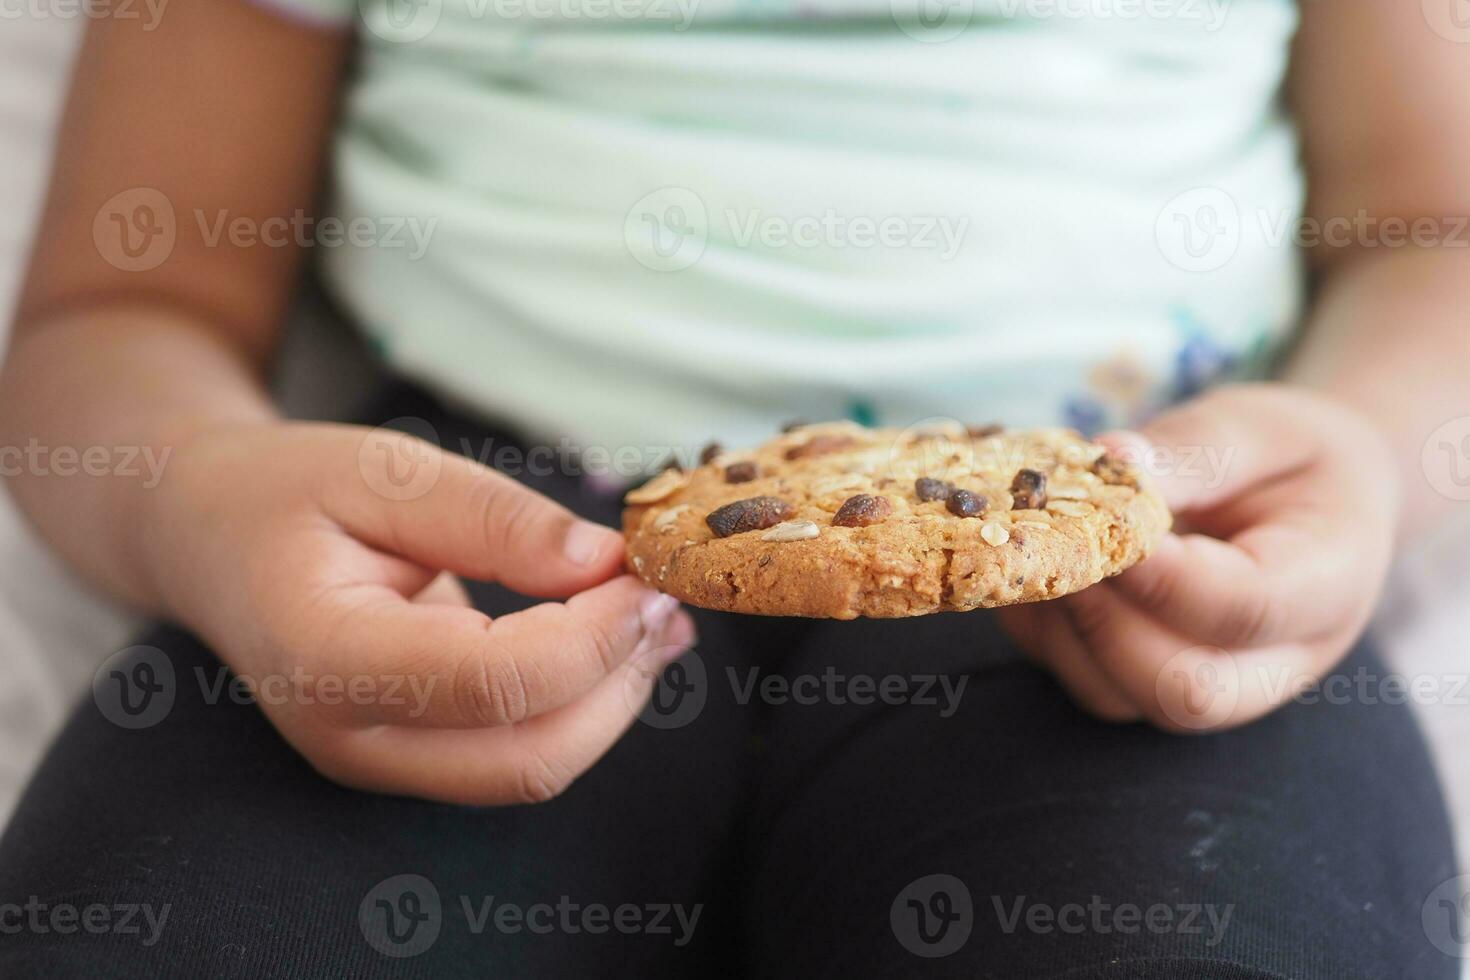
<box><xmin>0</xmin><ymin>384</ymin><xmax>1459</xmax><ymax>979</ymax></box>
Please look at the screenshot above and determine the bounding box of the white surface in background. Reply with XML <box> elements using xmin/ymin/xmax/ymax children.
<box><xmin>0</xmin><ymin>15</ymin><xmax>137</xmax><ymax>828</ymax></box>
<box><xmin>1379</xmin><ymin>516</ymin><xmax>1470</xmax><ymax>867</ymax></box>
<box><xmin>0</xmin><ymin>17</ymin><xmax>1465</xmax><ymax>943</ymax></box>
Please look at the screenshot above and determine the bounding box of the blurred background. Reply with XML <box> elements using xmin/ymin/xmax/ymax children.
<box><xmin>1</xmin><ymin>8</ymin><xmax>1469</xmax><ymax>868</ymax></box>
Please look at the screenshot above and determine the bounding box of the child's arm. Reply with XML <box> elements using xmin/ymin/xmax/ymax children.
<box><xmin>2</xmin><ymin>0</ymin><xmax>342</xmax><ymax>606</ymax></box>
<box><xmin>1285</xmin><ymin>1</ymin><xmax>1470</xmax><ymax>542</ymax></box>
<box><xmin>1003</xmin><ymin>3</ymin><xmax>1470</xmax><ymax>730</ymax></box>
<box><xmin>0</xmin><ymin>0</ymin><xmax>692</xmax><ymax>803</ymax></box>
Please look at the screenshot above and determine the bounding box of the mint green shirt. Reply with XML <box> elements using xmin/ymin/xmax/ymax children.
<box><xmin>266</xmin><ymin>0</ymin><xmax>1304</xmax><ymax>457</ymax></box>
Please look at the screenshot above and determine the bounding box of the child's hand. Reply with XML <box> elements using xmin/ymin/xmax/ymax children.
<box><xmin>999</xmin><ymin>384</ymin><xmax>1399</xmax><ymax>732</ymax></box>
<box><xmin>141</xmin><ymin>422</ymin><xmax>694</xmax><ymax>804</ymax></box>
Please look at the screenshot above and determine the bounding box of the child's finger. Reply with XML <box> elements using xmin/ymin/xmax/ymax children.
<box><xmin>1109</xmin><ymin>532</ymin><xmax>1284</xmax><ymax>648</ymax></box>
<box><xmin>996</xmin><ymin>605</ymin><xmax>1141</xmax><ymax>723</ymax></box>
<box><xmin>1060</xmin><ymin>583</ymin><xmax>1233</xmax><ymax>731</ymax></box>
<box><xmin>327</xmin><ymin>431</ymin><xmax>625</xmax><ymax>598</ymax></box>
<box><xmin>1061</xmin><ymin>582</ymin><xmax>1242</xmax><ymax>732</ymax></box>
<box><xmin>1112</xmin><ymin>522</ymin><xmax>1358</xmax><ymax>649</ymax></box>
<box><xmin>410</xmin><ymin>570</ymin><xmax>473</xmax><ymax>607</ymax></box>
<box><xmin>1104</xmin><ymin>385</ymin><xmax>1320</xmax><ymax>516</ymax></box>
<box><xmin>310</xmin><ymin>575</ymin><xmax>689</xmax><ymax>729</ymax></box>
<box><xmin>314</xmin><ymin>640</ymin><xmax>686</xmax><ymax>806</ymax></box>
<box><xmin>1061</xmin><ymin>582</ymin><xmax>1323</xmax><ymax>732</ymax></box>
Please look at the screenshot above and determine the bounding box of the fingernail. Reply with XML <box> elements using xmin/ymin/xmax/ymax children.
<box><xmin>638</xmin><ymin>625</ymin><xmax>693</xmax><ymax>668</ymax></box>
<box><xmin>639</xmin><ymin>592</ymin><xmax>679</xmax><ymax>634</ymax></box>
<box><xmin>1097</xmin><ymin>430</ymin><xmax>1151</xmax><ymax>463</ymax></box>
<box><xmin>678</xmin><ymin>618</ymin><xmax>699</xmax><ymax>650</ymax></box>
<box><xmin>564</xmin><ymin>520</ymin><xmax>613</xmax><ymax>566</ymax></box>
<box><xmin>655</xmin><ymin>611</ymin><xmax>698</xmax><ymax>654</ymax></box>
<box><xmin>654</xmin><ymin>642</ymin><xmax>689</xmax><ymax>665</ymax></box>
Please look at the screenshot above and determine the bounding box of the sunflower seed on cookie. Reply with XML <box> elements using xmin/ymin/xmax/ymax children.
<box><xmin>625</xmin><ymin>467</ymin><xmax>688</xmax><ymax>504</ymax></box>
<box><xmin>980</xmin><ymin>522</ymin><xmax>1010</xmax><ymax>546</ymax></box>
<box><xmin>762</xmin><ymin>520</ymin><xmax>820</xmax><ymax>542</ymax></box>
<box><xmin>785</xmin><ymin>433</ymin><xmax>858</xmax><ymax>460</ymax></box>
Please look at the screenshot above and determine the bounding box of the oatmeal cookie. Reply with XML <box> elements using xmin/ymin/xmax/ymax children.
<box><xmin>622</xmin><ymin>421</ymin><xmax>1171</xmax><ymax>619</ymax></box>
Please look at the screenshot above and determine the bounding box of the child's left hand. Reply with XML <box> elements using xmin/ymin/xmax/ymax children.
<box><xmin>999</xmin><ymin>384</ymin><xmax>1401</xmax><ymax>731</ymax></box>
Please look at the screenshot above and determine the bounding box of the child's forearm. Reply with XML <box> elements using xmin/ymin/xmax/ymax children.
<box><xmin>0</xmin><ymin>302</ymin><xmax>277</xmax><ymax>611</ymax></box>
<box><xmin>1285</xmin><ymin>247</ymin><xmax>1470</xmax><ymax>544</ymax></box>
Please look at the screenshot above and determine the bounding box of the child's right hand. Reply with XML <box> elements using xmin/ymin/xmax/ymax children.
<box><xmin>140</xmin><ymin>422</ymin><xmax>694</xmax><ymax>805</ymax></box>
